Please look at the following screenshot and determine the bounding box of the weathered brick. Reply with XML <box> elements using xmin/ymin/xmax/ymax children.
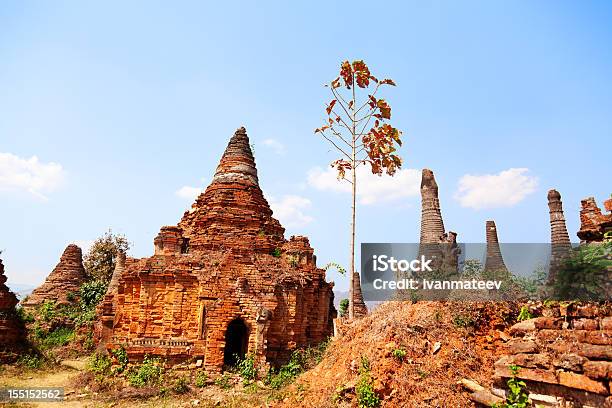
<box><xmin>602</xmin><ymin>317</ymin><xmax>612</xmax><ymax>331</ymax></box>
<box><xmin>584</xmin><ymin>361</ymin><xmax>612</xmax><ymax>380</ymax></box>
<box><xmin>507</xmin><ymin>339</ymin><xmax>538</xmax><ymax>354</ymax></box>
<box><xmin>534</xmin><ymin>317</ymin><xmax>564</xmax><ymax>330</ymax></box>
<box><xmin>573</xmin><ymin>318</ymin><xmax>599</xmax><ymax>331</ymax></box>
<box><xmin>552</xmin><ymin>353</ymin><xmax>587</xmax><ymax>372</ymax></box>
<box><xmin>494</xmin><ymin>358</ymin><xmax>557</xmax><ymax>384</ymax></box>
<box><xmin>558</xmin><ymin>371</ymin><xmax>608</xmax><ymax>394</ymax></box>
<box><xmin>578</xmin><ymin>344</ymin><xmax>612</xmax><ymax>360</ymax></box>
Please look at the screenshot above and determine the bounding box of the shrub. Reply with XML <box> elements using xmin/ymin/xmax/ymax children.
<box><xmin>39</xmin><ymin>301</ymin><xmax>56</xmax><ymax>322</ymax></box>
<box><xmin>516</xmin><ymin>306</ymin><xmax>532</xmax><ymax>322</ymax></box>
<box><xmin>88</xmin><ymin>353</ymin><xmax>111</xmax><ymax>375</ymax></box>
<box><xmin>17</xmin><ymin>354</ymin><xmax>43</xmax><ymax>369</ymax></box>
<box><xmin>493</xmin><ymin>365</ymin><xmax>529</xmax><ymax>408</ymax></box>
<box><xmin>391</xmin><ymin>348</ymin><xmax>406</xmax><ymax>362</ymax></box>
<box><xmin>214</xmin><ymin>373</ymin><xmax>232</xmax><ymax>389</ymax></box>
<box><xmin>41</xmin><ymin>327</ymin><xmax>74</xmax><ymax>349</ymax></box>
<box><xmin>111</xmin><ymin>346</ymin><xmax>129</xmax><ymax>374</ymax></box>
<box><xmin>452</xmin><ymin>313</ymin><xmax>474</xmax><ymax>328</ymax></box>
<box><xmin>173</xmin><ymin>376</ymin><xmax>189</xmax><ymax>394</ymax></box>
<box><xmin>128</xmin><ymin>356</ymin><xmax>164</xmax><ymax>387</ymax></box>
<box><xmin>356</xmin><ymin>356</ymin><xmax>380</xmax><ymax>408</ymax></box>
<box><xmin>265</xmin><ymin>340</ymin><xmax>331</xmax><ymax>389</ymax></box>
<box><xmin>339</xmin><ymin>299</ymin><xmax>349</xmax><ymax>317</ymax></box>
<box><xmin>237</xmin><ymin>353</ymin><xmax>257</xmax><ymax>384</ymax></box>
<box><xmin>195</xmin><ymin>370</ymin><xmax>208</xmax><ymax>388</ymax></box>
<box><xmin>272</xmin><ymin>248</ymin><xmax>282</xmax><ymax>258</ymax></box>
<box><xmin>16</xmin><ymin>307</ymin><xmax>35</xmax><ymax>324</ymax></box>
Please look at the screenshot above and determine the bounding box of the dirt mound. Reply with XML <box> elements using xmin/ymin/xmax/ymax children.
<box><xmin>279</xmin><ymin>301</ymin><xmax>518</xmax><ymax>407</ymax></box>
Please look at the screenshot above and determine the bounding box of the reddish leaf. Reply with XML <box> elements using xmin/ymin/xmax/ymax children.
<box><xmin>326</xmin><ymin>99</ymin><xmax>337</xmax><ymax>115</ymax></box>
<box><xmin>340</xmin><ymin>61</ymin><xmax>353</xmax><ymax>88</ymax></box>
<box><xmin>379</xmin><ymin>78</ymin><xmax>397</xmax><ymax>86</ymax></box>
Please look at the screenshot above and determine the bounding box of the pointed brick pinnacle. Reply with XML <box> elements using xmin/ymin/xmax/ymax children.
<box><xmin>22</xmin><ymin>244</ymin><xmax>87</xmax><ymax>307</ymax></box>
<box><xmin>548</xmin><ymin>189</ymin><xmax>571</xmax><ymax>250</ymax></box>
<box><xmin>420</xmin><ymin>169</ymin><xmax>445</xmax><ymax>244</ymax></box>
<box><xmin>484</xmin><ymin>220</ymin><xmax>508</xmax><ymax>273</ymax></box>
<box><xmin>211</xmin><ymin>126</ymin><xmax>259</xmax><ymax>186</ymax></box>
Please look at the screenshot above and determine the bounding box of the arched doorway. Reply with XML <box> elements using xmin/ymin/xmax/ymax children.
<box><xmin>223</xmin><ymin>318</ymin><xmax>248</xmax><ymax>367</ymax></box>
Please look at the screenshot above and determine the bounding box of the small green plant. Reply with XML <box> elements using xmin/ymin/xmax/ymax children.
<box><xmin>88</xmin><ymin>353</ymin><xmax>111</xmax><ymax>375</ymax></box>
<box><xmin>356</xmin><ymin>356</ymin><xmax>380</xmax><ymax>408</ymax></box>
<box><xmin>288</xmin><ymin>255</ymin><xmax>299</xmax><ymax>268</ymax></box>
<box><xmin>516</xmin><ymin>306</ymin><xmax>533</xmax><ymax>322</ymax></box>
<box><xmin>237</xmin><ymin>353</ymin><xmax>257</xmax><ymax>385</ymax></box>
<box><xmin>111</xmin><ymin>346</ymin><xmax>129</xmax><ymax>374</ymax></box>
<box><xmin>16</xmin><ymin>307</ymin><xmax>35</xmax><ymax>324</ymax></box>
<box><xmin>17</xmin><ymin>354</ymin><xmax>42</xmax><ymax>369</ymax></box>
<box><xmin>214</xmin><ymin>373</ymin><xmax>232</xmax><ymax>389</ymax></box>
<box><xmin>38</xmin><ymin>301</ymin><xmax>56</xmax><ymax>322</ymax></box>
<box><xmin>128</xmin><ymin>355</ymin><xmax>164</xmax><ymax>387</ymax></box>
<box><xmin>391</xmin><ymin>348</ymin><xmax>406</xmax><ymax>362</ymax></box>
<box><xmin>272</xmin><ymin>248</ymin><xmax>282</xmax><ymax>258</ymax></box>
<box><xmin>173</xmin><ymin>376</ymin><xmax>189</xmax><ymax>394</ymax></box>
<box><xmin>493</xmin><ymin>365</ymin><xmax>529</xmax><ymax>408</ymax></box>
<box><xmin>323</xmin><ymin>262</ymin><xmax>346</xmax><ymax>275</ymax></box>
<box><xmin>195</xmin><ymin>370</ymin><xmax>208</xmax><ymax>388</ymax></box>
<box><xmin>41</xmin><ymin>327</ymin><xmax>75</xmax><ymax>349</ymax></box>
<box><xmin>339</xmin><ymin>298</ymin><xmax>349</xmax><ymax>317</ymax></box>
<box><xmin>452</xmin><ymin>313</ymin><xmax>474</xmax><ymax>328</ymax></box>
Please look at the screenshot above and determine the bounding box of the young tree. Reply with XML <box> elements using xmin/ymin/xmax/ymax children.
<box><xmin>84</xmin><ymin>230</ymin><xmax>130</xmax><ymax>283</ymax></box>
<box><xmin>315</xmin><ymin>60</ymin><xmax>403</xmax><ymax>319</ymax></box>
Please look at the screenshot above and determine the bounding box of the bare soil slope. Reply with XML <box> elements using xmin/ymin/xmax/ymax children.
<box><xmin>279</xmin><ymin>301</ymin><xmax>517</xmax><ymax>407</ymax></box>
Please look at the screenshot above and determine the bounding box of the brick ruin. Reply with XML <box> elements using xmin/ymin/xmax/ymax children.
<box><xmin>547</xmin><ymin>189</ymin><xmax>573</xmax><ymax>283</ymax></box>
<box><xmin>0</xmin><ymin>257</ymin><xmax>25</xmax><ymax>362</ymax></box>
<box><xmin>98</xmin><ymin>127</ymin><xmax>335</xmax><ymax>371</ymax></box>
<box><xmin>577</xmin><ymin>196</ymin><xmax>612</xmax><ymax>243</ymax></box>
<box><xmin>419</xmin><ymin>169</ymin><xmax>459</xmax><ymax>273</ymax></box>
<box><xmin>21</xmin><ymin>244</ymin><xmax>87</xmax><ymax>309</ymax></box>
<box><xmin>484</xmin><ymin>220</ymin><xmax>508</xmax><ymax>274</ymax></box>
<box><xmin>492</xmin><ymin>304</ymin><xmax>612</xmax><ymax>407</ymax></box>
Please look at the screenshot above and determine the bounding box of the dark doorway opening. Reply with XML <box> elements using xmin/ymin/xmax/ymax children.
<box><xmin>223</xmin><ymin>318</ymin><xmax>248</xmax><ymax>367</ymax></box>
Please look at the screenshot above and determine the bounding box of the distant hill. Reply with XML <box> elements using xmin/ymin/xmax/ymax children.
<box><xmin>7</xmin><ymin>283</ymin><xmax>35</xmax><ymax>301</ymax></box>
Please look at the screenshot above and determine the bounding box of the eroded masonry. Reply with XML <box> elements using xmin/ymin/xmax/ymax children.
<box><xmin>96</xmin><ymin>128</ymin><xmax>336</xmax><ymax>371</ymax></box>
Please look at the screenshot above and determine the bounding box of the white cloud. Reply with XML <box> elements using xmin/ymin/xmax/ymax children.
<box><xmin>262</xmin><ymin>138</ymin><xmax>286</xmax><ymax>155</ymax></box>
<box><xmin>307</xmin><ymin>166</ymin><xmax>421</xmax><ymax>205</ymax></box>
<box><xmin>454</xmin><ymin>168</ymin><xmax>538</xmax><ymax>210</ymax></box>
<box><xmin>175</xmin><ymin>185</ymin><xmax>203</xmax><ymax>201</ymax></box>
<box><xmin>0</xmin><ymin>152</ymin><xmax>65</xmax><ymax>201</ymax></box>
<box><xmin>269</xmin><ymin>194</ymin><xmax>314</xmax><ymax>228</ymax></box>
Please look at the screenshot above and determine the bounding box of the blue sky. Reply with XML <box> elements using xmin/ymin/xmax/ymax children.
<box><xmin>1</xmin><ymin>1</ymin><xmax>610</xmax><ymax>291</ymax></box>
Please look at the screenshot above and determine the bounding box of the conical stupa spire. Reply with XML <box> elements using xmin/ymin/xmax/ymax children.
<box><xmin>548</xmin><ymin>190</ymin><xmax>571</xmax><ymax>250</ymax></box>
<box><xmin>22</xmin><ymin>244</ymin><xmax>87</xmax><ymax>308</ymax></box>
<box><xmin>178</xmin><ymin>127</ymin><xmax>285</xmax><ymax>252</ymax></box>
<box><xmin>211</xmin><ymin>127</ymin><xmax>259</xmax><ymax>186</ymax></box>
<box><xmin>352</xmin><ymin>272</ymin><xmax>368</xmax><ymax>318</ymax></box>
<box><xmin>484</xmin><ymin>220</ymin><xmax>508</xmax><ymax>273</ymax></box>
<box><xmin>420</xmin><ymin>169</ymin><xmax>445</xmax><ymax>243</ymax></box>
<box><xmin>548</xmin><ymin>189</ymin><xmax>572</xmax><ymax>282</ymax></box>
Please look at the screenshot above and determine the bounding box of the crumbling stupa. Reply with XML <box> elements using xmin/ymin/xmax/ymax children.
<box><xmin>99</xmin><ymin>128</ymin><xmax>335</xmax><ymax>371</ymax></box>
<box><xmin>0</xmin><ymin>257</ymin><xmax>25</xmax><ymax>361</ymax></box>
<box><xmin>577</xmin><ymin>196</ymin><xmax>612</xmax><ymax>243</ymax></box>
<box><xmin>419</xmin><ymin>169</ymin><xmax>459</xmax><ymax>272</ymax></box>
<box><xmin>547</xmin><ymin>189</ymin><xmax>572</xmax><ymax>282</ymax></box>
<box><xmin>21</xmin><ymin>244</ymin><xmax>87</xmax><ymax>309</ymax></box>
<box><xmin>484</xmin><ymin>220</ymin><xmax>508</xmax><ymax>273</ymax></box>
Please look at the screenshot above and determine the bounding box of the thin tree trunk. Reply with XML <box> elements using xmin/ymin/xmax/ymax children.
<box><xmin>348</xmin><ymin>77</ymin><xmax>357</xmax><ymax>319</ymax></box>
